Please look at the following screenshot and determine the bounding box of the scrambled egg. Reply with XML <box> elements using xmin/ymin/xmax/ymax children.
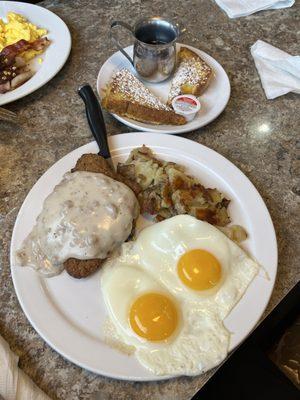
<box><xmin>0</xmin><ymin>12</ymin><xmax>47</xmax><ymax>61</ymax></box>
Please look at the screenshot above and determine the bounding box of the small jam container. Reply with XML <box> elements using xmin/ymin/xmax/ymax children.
<box><xmin>172</xmin><ymin>94</ymin><xmax>201</xmax><ymax>122</ymax></box>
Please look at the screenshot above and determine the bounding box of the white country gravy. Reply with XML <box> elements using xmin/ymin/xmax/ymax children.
<box><xmin>16</xmin><ymin>171</ymin><xmax>139</xmax><ymax>277</ymax></box>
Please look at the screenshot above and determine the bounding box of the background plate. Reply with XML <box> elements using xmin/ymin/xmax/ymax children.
<box><xmin>97</xmin><ymin>44</ymin><xmax>230</xmax><ymax>134</ymax></box>
<box><xmin>10</xmin><ymin>133</ymin><xmax>277</xmax><ymax>381</ymax></box>
<box><xmin>0</xmin><ymin>1</ymin><xmax>71</xmax><ymax>105</ymax></box>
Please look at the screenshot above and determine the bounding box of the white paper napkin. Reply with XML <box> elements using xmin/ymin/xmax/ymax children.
<box><xmin>250</xmin><ymin>40</ymin><xmax>300</xmax><ymax>99</ymax></box>
<box><xmin>215</xmin><ymin>0</ymin><xmax>294</xmax><ymax>18</ymax></box>
<box><xmin>0</xmin><ymin>335</ymin><xmax>51</xmax><ymax>400</ymax></box>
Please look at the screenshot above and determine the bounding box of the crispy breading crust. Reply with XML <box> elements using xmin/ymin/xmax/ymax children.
<box><xmin>72</xmin><ymin>153</ymin><xmax>141</xmax><ymax>196</ymax></box>
<box><xmin>64</xmin><ymin>258</ymin><xmax>103</xmax><ymax>279</ymax></box>
<box><xmin>63</xmin><ymin>154</ymin><xmax>141</xmax><ymax>279</ymax></box>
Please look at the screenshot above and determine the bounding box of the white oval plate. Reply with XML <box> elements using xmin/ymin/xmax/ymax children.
<box><xmin>97</xmin><ymin>44</ymin><xmax>230</xmax><ymax>134</ymax></box>
<box><xmin>0</xmin><ymin>1</ymin><xmax>71</xmax><ymax>106</ymax></box>
<box><xmin>10</xmin><ymin>133</ymin><xmax>277</xmax><ymax>381</ymax></box>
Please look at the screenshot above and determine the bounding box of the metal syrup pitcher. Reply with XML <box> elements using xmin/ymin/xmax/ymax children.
<box><xmin>110</xmin><ymin>17</ymin><xmax>184</xmax><ymax>83</ymax></box>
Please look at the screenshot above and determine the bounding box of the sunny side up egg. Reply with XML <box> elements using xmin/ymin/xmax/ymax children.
<box><xmin>101</xmin><ymin>262</ymin><xmax>230</xmax><ymax>376</ymax></box>
<box><xmin>133</xmin><ymin>215</ymin><xmax>260</xmax><ymax>320</ymax></box>
<box><xmin>101</xmin><ymin>215</ymin><xmax>259</xmax><ymax>376</ymax></box>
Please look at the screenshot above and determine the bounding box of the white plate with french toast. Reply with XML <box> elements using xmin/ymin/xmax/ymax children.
<box><xmin>97</xmin><ymin>44</ymin><xmax>230</xmax><ymax>134</ymax></box>
<box><xmin>10</xmin><ymin>133</ymin><xmax>277</xmax><ymax>381</ymax></box>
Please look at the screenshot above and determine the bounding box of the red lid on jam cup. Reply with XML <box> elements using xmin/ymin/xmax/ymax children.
<box><xmin>172</xmin><ymin>95</ymin><xmax>201</xmax><ymax>122</ymax></box>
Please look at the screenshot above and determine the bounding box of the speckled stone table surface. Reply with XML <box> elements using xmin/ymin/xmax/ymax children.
<box><xmin>0</xmin><ymin>0</ymin><xmax>299</xmax><ymax>399</ymax></box>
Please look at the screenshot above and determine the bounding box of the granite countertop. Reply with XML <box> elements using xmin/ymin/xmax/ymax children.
<box><xmin>0</xmin><ymin>0</ymin><xmax>299</xmax><ymax>399</ymax></box>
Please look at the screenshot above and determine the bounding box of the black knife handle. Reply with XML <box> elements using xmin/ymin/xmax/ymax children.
<box><xmin>78</xmin><ymin>84</ymin><xmax>111</xmax><ymax>159</ymax></box>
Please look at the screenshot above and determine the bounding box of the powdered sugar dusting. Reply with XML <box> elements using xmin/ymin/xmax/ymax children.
<box><xmin>111</xmin><ymin>69</ymin><xmax>171</xmax><ymax>111</ymax></box>
<box><xmin>168</xmin><ymin>59</ymin><xmax>212</xmax><ymax>102</ymax></box>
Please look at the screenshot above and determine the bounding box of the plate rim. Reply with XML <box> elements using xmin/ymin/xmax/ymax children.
<box><xmin>97</xmin><ymin>43</ymin><xmax>231</xmax><ymax>134</ymax></box>
<box><xmin>0</xmin><ymin>1</ymin><xmax>71</xmax><ymax>106</ymax></box>
<box><xmin>10</xmin><ymin>132</ymin><xmax>277</xmax><ymax>381</ymax></box>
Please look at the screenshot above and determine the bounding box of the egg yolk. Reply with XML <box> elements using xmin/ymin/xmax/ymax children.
<box><xmin>129</xmin><ymin>292</ymin><xmax>178</xmax><ymax>341</ymax></box>
<box><xmin>177</xmin><ymin>249</ymin><xmax>222</xmax><ymax>291</ymax></box>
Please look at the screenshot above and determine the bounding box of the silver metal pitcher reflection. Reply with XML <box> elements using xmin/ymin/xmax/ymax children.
<box><xmin>110</xmin><ymin>17</ymin><xmax>184</xmax><ymax>83</ymax></box>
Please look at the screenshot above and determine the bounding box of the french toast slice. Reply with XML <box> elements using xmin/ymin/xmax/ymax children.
<box><xmin>167</xmin><ymin>47</ymin><xmax>213</xmax><ymax>105</ymax></box>
<box><xmin>102</xmin><ymin>69</ymin><xmax>186</xmax><ymax>125</ymax></box>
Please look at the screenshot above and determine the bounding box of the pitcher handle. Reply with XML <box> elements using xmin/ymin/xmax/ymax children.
<box><xmin>110</xmin><ymin>21</ymin><xmax>134</xmax><ymax>66</ymax></box>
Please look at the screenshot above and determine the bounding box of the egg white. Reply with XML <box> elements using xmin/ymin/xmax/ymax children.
<box><xmin>133</xmin><ymin>215</ymin><xmax>259</xmax><ymax>319</ymax></box>
<box><xmin>101</xmin><ymin>261</ymin><xmax>181</xmax><ymax>348</ymax></box>
<box><xmin>100</xmin><ymin>215</ymin><xmax>259</xmax><ymax>376</ymax></box>
<box><xmin>101</xmin><ymin>260</ymin><xmax>230</xmax><ymax>376</ymax></box>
